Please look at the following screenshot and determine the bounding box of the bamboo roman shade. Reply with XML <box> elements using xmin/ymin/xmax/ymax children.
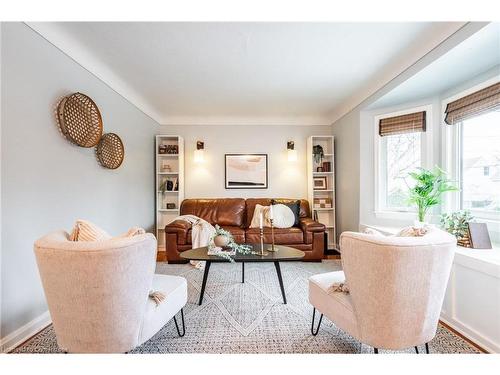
<box><xmin>444</xmin><ymin>82</ymin><xmax>500</xmax><ymax>125</ymax></box>
<box><xmin>379</xmin><ymin>111</ymin><xmax>426</xmax><ymax>137</ymax></box>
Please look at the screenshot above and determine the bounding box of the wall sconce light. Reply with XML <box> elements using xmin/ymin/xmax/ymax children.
<box><xmin>194</xmin><ymin>141</ymin><xmax>205</xmax><ymax>163</ymax></box>
<box><xmin>287</xmin><ymin>141</ymin><xmax>297</xmax><ymax>162</ymax></box>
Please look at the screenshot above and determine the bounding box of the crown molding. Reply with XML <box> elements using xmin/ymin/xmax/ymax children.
<box><xmin>25</xmin><ymin>22</ymin><xmax>163</xmax><ymax>124</ymax></box>
<box><xmin>24</xmin><ymin>22</ymin><xmax>486</xmax><ymax>128</ymax></box>
<box><xmin>160</xmin><ymin>115</ymin><xmax>332</xmax><ymax>126</ymax></box>
<box><xmin>327</xmin><ymin>22</ymin><xmax>486</xmax><ymax>125</ymax></box>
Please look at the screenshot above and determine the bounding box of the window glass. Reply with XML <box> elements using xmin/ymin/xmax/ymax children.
<box><xmin>381</xmin><ymin>132</ymin><xmax>421</xmax><ymax>210</ymax></box>
<box><xmin>461</xmin><ymin>110</ymin><xmax>500</xmax><ymax>216</ymax></box>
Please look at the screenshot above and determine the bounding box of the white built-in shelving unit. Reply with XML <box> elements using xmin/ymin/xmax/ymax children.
<box><xmin>307</xmin><ymin>136</ymin><xmax>337</xmax><ymax>250</ymax></box>
<box><xmin>155</xmin><ymin>135</ymin><xmax>184</xmax><ymax>252</ymax></box>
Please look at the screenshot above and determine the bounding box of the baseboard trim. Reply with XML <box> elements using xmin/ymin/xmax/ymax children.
<box><xmin>439</xmin><ymin>316</ymin><xmax>497</xmax><ymax>353</ymax></box>
<box><xmin>0</xmin><ymin>311</ymin><xmax>52</xmax><ymax>353</ymax></box>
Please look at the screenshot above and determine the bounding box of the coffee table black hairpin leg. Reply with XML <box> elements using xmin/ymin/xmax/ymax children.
<box><xmin>274</xmin><ymin>261</ymin><xmax>287</xmax><ymax>304</ymax></box>
<box><xmin>242</xmin><ymin>262</ymin><xmax>245</xmax><ymax>283</ymax></box>
<box><xmin>198</xmin><ymin>261</ymin><xmax>212</xmax><ymax>305</ymax></box>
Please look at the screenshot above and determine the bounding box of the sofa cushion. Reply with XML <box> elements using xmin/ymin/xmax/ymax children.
<box><xmin>180</xmin><ymin>198</ymin><xmax>246</xmax><ymax>227</ymax></box>
<box><xmin>245</xmin><ymin>227</ymin><xmax>303</xmax><ymax>245</ymax></box>
<box><xmin>245</xmin><ymin>198</ymin><xmax>310</xmax><ymax>228</ymax></box>
<box><xmin>271</xmin><ymin>199</ymin><xmax>301</xmax><ymax>226</ymax></box>
<box><xmin>249</xmin><ymin>204</ymin><xmax>272</xmax><ymax>228</ymax></box>
<box><xmin>187</xmin><ymin>226</ymin><xmax>245</xmax><ymax>245</ymax></box>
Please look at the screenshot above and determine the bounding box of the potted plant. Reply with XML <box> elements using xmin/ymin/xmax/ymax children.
<box><xmin>313</xmin><ymin>145</ymin><xmax>324</xmax><ymax>164</ymax></box>
<box><xmin>440</xmin><ymin>210</ymin><xmax>474</xmax><ymax>247</ymax></box>
<box><xmin>407</xmin><ymin>166</ymin><xmax>457</xmax><ymax>224</ymax></box>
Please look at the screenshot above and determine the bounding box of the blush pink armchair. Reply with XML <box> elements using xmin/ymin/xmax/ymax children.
<box><xmin>34</xmin><ymin>230</ymin><xmax>187</xmax><ymax>353</ymax></box>
<box><xmin>308</xmin><ymin>228</ymin><xmax>456</xmax><ymax>353</ymax></box>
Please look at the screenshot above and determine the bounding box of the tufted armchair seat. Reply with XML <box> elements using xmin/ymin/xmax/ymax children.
<box><xmin>34</xmin><ymin>231</ymin><xmax>187</xmax><ymax>353</ymax></box>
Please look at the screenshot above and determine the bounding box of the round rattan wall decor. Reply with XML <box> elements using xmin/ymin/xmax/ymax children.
<box><xmin>96</xmin><ymin>133</ymin><xmax>125</xmax><ymax>169</ymax></box>
<box><xmin>57</xmin><ymin>92</ymin><xmax>103</xmax><ymax>147</ymax></box>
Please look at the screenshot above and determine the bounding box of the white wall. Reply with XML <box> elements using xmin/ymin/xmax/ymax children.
<box><xmin>160</xmin><ymin>124</ymin><xmax>331</xmax><ymax>199</ymax></box>
<box><xmin>0</xmin><ymin>23</ymin><xmax>159</xmax><ymax>342</ymax></box>
<box><xmin>330</xmin><ymin>111</ymin><xmax>360</xmax><ymax>235</ymax></box>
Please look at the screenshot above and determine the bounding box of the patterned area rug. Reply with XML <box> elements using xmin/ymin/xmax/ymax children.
<box><xmin>13</xmin><ymin>260</ymin><xmax>479</xmax><ymax>354</ymax></box>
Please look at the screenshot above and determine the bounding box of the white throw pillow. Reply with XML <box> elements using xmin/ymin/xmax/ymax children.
<box><xmin>269</xmin><ymin>204</ymin><xmax>295</xmax><ymax>229</ymax></box>
<box><xmin>249</xmin><ymin>204</ymin><xmax>272</xmax><ymax>228</ymax></box>
<box><xmin>69</xmin><ymin>219</ymin><xmax>112</xmax><ymax>241</ymax></box>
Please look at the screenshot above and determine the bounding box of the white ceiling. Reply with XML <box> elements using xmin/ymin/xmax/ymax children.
<box><xmin>28</xmin><ymin>22</ymin><xmax>468</xmax><ymax>125</ymax></box>
<box><xmin>369</xmin><ymin>22</ymin><xmax>500</xmax><ymax>109</ymax></box>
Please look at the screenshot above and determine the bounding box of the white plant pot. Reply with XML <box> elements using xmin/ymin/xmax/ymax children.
<box><xmin>413</xmin><ymin>220</ymin><xmax>427</xmax><ymax>228</ymax></box>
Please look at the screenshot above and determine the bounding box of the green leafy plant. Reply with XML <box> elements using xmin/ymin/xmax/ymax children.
<box><xmin>440</xmin><ymin>210</ymin><xmax>474</xmax><ymax>239</ymax></box>
<box><xmin>407</xmin><ymin>166</ymin><xmax>458</xmax><ymax>222</ymax></box>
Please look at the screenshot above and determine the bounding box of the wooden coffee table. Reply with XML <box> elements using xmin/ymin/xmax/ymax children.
<box><xmin>180</xmin><ymin>244</ymin><xmax>305</xmax><ymax>305</ymax></box>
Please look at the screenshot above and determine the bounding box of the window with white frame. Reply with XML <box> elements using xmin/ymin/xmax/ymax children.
<box><xmin>444</xmin><ymin>81</ymin><xmax>500</xmax><ymax>227</ymax></box>
<box><xmin>376</xmin><ymin>108</ymin><xmax>429</xmax><ymax>213</ymax></box>
<box><xmin>459</xmin><ymin>110</ymin><xmax>500</xmax><ymax>219</ymax></box>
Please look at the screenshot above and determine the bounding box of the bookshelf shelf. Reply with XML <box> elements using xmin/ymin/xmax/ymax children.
<box><xmin>307</xmin><ymin>135</ymin><xmax>337</xmax><ymax>250</ymax></box>
<box><xmin>155</xmin><ymin>135</ymin><xmax>184</xmax><ymax>253</ymax></box>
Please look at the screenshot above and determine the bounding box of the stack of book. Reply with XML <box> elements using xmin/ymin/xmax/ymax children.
<box><xmin>314</xmin><ymin>198</ymin><xmax>332</xmax><ymax>208</ymax></box>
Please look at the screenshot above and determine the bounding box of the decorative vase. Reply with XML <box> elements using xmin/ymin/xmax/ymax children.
<box><xmin>213</xmin><ymin>235</ymin><xmax>230</xmax><ymax>247</ymax></box>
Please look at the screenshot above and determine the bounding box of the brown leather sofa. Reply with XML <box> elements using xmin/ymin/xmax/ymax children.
<box><xmin>164</xmin><ymin>198</ymin><xmax>325</xmax><ymax>263</ymax></box>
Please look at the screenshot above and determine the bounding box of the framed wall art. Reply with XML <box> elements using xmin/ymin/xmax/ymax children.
<box><xmin>313</xmin><ymin>176</ymin><xmax>328</xmax><ymax>190</ymax></box>
<box><xmin>225</xmin><ymin>154</ymin><xmax>268</xmax><ymax>189</ymax></box>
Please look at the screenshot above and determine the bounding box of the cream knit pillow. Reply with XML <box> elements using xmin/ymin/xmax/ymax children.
<box><xmin>249</xmin><ymin>204</ymin><xmax>272</xmax><ymax>228</ymax></box>
<box><xmin>69</xmin><ymin>219</ymin><xmax>112</xmax><ymax>241</ymax></box>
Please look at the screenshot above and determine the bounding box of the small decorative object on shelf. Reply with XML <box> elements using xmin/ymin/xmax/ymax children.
<box><xmin>313</xmin><ymin>176</ymin><xmax>327</xmax><ymax>190</ymax></box>
<box><xmin>314</xmin><ymin>197</ymin><xmax>332</xmax><ymax>208</ymax></box>
<box><xmin>166</xmin><ymin>203</ymin><xmax>176</xmax><ymax>209</ymax></box>
<box><xmin>161</xmin><ymin>161</ymin><xmax>171</xmax><ymax>172</ymax></box>
<box><xmin>440</xmin><ymin>210</ymin><xmax>474</xmax><ymax>247</ymax></box>
<box><xmin>316</xmin><ymin>167</ymin><xmax>324</xmax><ymax>172</ymax></box>
<box><xmin>313</xmin><ymin>145</ymin><xmax>324</xmax><ymax>164</ymax></box>
<box><xmin>166</xmin><ymin>145</ymin><xmax>179</xmax><ymax>154</ymax></box>
<box><xmin>158</xmin><ymin>144</ymin><xmax>167</xmax><ymax>154</ymax></box>
<box><xmin>208</xmin><ymin>225</ymin><xmax>253</xmax><ymax>262</ymax></box>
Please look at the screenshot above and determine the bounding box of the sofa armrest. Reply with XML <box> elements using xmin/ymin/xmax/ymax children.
<box><xmin>300</xmin><ymin>217</ymin><xmax>325</xmax><ymax>233</ymax></box>
<box><xmin>165</xmin><ymin>220</ymin><xmax>191</xmax><ymax>245</ymax></box>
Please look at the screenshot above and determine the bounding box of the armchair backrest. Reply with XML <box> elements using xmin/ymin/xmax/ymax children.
<box><xmin>340</xmin><ymin>229</ymin><xmax>456</xmax><ymax>349</ymax></box>
<box><xmin>34</xmin><ymin>231</ymin><xmax>157</xmax><ymax>353</ymax></box>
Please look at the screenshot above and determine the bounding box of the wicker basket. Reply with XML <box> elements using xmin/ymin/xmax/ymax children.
<box><xmin>57</xmin><ymin>92</ymin><xmax>103</xmax><ymax>147</ymax></box>
<box><xmin>96</xmin><ymin>133</ymin><xmax>124</xmax><ymax>169</ymax></box>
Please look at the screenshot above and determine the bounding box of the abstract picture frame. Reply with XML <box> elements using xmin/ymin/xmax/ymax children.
<box><xmin>225</xmin><ymin>154</ymin><xmax>268</xmax><ymax>189</ymax></box>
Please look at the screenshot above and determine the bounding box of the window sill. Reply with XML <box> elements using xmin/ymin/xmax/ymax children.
<box><xmin>374</xmin><ymin>210</ymin><xmax>417</xmax><ymax>220</ymax></box>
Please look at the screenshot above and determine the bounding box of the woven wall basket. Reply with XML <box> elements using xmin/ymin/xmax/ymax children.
<box><xmin>57</xmin><ymin>92</ymin><xmax>103</xmax><ymax>147</ymax></box>
<box><xmin>96</xmin><ymin>133</ymin><xmax>125</xmax><ymax>169</ymax></box>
